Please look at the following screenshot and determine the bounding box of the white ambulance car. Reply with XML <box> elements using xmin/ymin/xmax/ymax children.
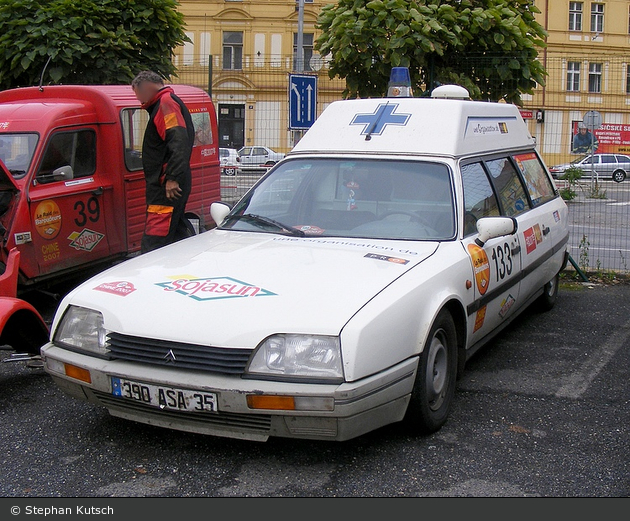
<box><xmin>40</xmin><ymin>71</ymin><xmax>569</xmax><ymax>442</ymax></box>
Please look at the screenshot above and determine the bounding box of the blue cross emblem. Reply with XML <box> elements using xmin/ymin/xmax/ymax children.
<box><xmin>350</xmin><ymin>103</ymin><xmax>411</xmax><ymax>136</ymax></box>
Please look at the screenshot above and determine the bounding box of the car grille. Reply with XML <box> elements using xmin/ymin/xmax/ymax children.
<box><xmin>107</xmin><ymin>332</ymin><xmax>252</xmax><ymax>375</ymax></box>
<box><xmin>93</xmin><ymin>391</ymin><xmax>272</xmax><ymax>434</ymax></box>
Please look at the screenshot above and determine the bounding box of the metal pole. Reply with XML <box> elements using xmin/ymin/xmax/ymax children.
<box><xmin>207</xmin><ymin>54</ymin><xmax>212</xmax><ymax>98</ymax></box>
<box><xmin>294</xmin><ymin>0</ymin><xmax>305</xmax><ymax>146</ymax></box>
<box><xmin>296</xmin><ymin>0</ymin><xmax>304</xmax><ymax>72</ymax></box>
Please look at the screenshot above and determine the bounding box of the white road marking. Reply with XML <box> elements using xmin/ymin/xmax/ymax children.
<box><xmin>555</xmin><ymin>316</ymin><xmax>630</xmax><ymax>399</ymax></box>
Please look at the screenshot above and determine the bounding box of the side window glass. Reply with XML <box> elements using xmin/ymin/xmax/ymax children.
<box><xmin>191</xmin><ymin>111</ymin><xmax>213</xmax><ymax>147</ymax></box>
<box><xmin>37</xmin><ymin>130</ymin><xmax>96</xmax><ymax>184</ymax></box>
<box><xmin>601</xmin><ymin>155</ymin><xmax>615</xmax><ymax>164</ymax></box>
<box><xmin>512</xmin><ymin>152</ymin><xmax>556</xmax><ymax>207</ymax></box>
<box><xmin>121</xmin><ymin>108</ymin><xmax>148</xmax><ymax>171</ymax></box>
<box><xmin>485</xmin><ymin>157</ymin><xmax>530</xmax><ymax>217</ymax></box>
<box><xmin>461</xmin><ymin>162</ymin><xmax>500</xmax><ymax>236</ymax></box>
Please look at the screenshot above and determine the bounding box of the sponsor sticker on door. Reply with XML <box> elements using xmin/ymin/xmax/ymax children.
<box><xmin>68</xmin><ymin>229</ymin><xmax>104</xmax><ymax>252</ymax></box>
<box><xmin>34</xmin><ymin>200</ymin><xmax>62</xmax><ymax>239</ymax></box>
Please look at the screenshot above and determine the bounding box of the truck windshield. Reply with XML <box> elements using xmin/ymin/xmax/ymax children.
<box><xmin>0</xmin><ymin>133</ymin><xmax>39</xmax><ymax>178</ymax></box>
<box><xmin>223</xmin><ymin>158</ymin><xmax>456</xmax><ymax>241</ymax></box>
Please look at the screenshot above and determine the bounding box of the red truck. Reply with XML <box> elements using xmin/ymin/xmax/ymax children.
<box><xmin>0</xmin><ymin>84</ymin><xmax>220</xmax><ymax>358</ymax></box>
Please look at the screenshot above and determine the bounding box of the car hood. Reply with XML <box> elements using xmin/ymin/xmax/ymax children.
<box><xmin>61</xmin><ymin>230</ymin><xmax>438</xmax><ymax>348</ymax></box>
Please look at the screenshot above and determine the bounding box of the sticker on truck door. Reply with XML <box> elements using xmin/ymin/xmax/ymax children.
<box><xmin>34</xmin><ymin>200</ymin><xmax>62</xmax><ymax>239</ymax></box>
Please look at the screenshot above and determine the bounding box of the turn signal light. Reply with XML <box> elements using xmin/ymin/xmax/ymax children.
<box><xmin>247</xmin><ymin>395</ymin><xmax>296</xmax><ymax>410</ymax></box>
<box><xmin>64</xmin><ymin>363</ymin><xmax>92</xmax><ymax>384</ymax></box>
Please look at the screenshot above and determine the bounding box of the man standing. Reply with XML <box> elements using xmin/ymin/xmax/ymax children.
<box><xmin>132</xmin><ymin>70</ymin><xmax>195</xmax><ymax>253</ymax></box>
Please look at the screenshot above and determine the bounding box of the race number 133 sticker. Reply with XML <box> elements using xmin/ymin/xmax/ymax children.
<box><xmin>467</xmin><ymin>243</ymin><xmax>490</xmax><ymax>295</ymax></box>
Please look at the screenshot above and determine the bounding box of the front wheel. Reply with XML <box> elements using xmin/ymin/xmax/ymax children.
<box><xmin>612</xmin><ymin>170</ymin><xmax>626</xmax><ymax>183</ymax></box>
<box><xmin>405</xmin><ymin>309</ymin><xmax>458</xmax><ymax>434</ymax></box>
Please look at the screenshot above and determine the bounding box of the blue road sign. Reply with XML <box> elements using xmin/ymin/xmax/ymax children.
<box><xmin>289</xmin><ymin>74</ymin><xmax>317</xmax><ymax>130</ymax></box>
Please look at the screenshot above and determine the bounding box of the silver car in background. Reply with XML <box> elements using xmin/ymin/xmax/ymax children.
<box><xmin>549</xmin><ymin>153</ymin><xmax>630</xmax><ymax>183</ymax></box>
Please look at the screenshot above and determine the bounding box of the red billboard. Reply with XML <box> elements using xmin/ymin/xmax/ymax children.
<box><xmin>571</xmin><ymin>120</ymin><xmax>630</xmax><ymax>154</ymax></box>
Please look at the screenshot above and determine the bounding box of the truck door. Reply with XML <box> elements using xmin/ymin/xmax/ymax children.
<box><xmin>461</xmin><ymin>160</ymin><xmax>523</xmax><ymax>342</ymax></box>
<box><xmin>28</xmin><ymin>128</ymin><xmax>116</xmax><ymax>276</ymax></box>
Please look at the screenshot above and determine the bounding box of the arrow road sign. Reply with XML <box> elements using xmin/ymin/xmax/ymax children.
<box><xmin>289</xmin><ymin>74</ymin><xmax>317</xmax><ymax>130</ymax></box>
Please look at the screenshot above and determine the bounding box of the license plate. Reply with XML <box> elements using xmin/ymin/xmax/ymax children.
<box><xmin>111</xmin><ymin>377</ymin><xmax>217</xmax><ymax>413</ymax></box>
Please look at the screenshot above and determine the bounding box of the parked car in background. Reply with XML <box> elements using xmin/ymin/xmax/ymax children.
<box><xmin>238</xmin><ymin>146</ymin><xmax>285</xmax><ymax>168</ymax></box>
<box><xmin>219</xmin><ymin>148</ymin><xmax>241</xmax><ymax>176</ymax></box>
<box><xmin>549</xmin><ymin>153</ymin><xmax>630</xmax><ymax>182</ymax></box>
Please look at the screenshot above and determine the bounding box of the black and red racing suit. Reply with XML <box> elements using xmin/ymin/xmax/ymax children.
<box><xmin>140</xmin><ymin>86</ymin><xmax>195</xmax><ymax>253</ymax></box>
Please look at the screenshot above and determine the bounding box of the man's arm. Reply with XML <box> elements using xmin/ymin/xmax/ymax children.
<box><xmin>154</xmin><ymin>96</ymin><xmax>192</xmax><ymax>197</ymax></box>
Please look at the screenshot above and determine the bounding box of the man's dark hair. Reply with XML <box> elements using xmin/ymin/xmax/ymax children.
<box><xmin>132</xmin><ymin>70</ymin><xmax>165</xmax><ymax>89</ymax></box>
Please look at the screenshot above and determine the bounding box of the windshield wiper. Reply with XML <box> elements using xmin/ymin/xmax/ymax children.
<box><xmin>225</xmin><ymin>213</ymin><xmax>305</xmax><ymax>237</ymax></box>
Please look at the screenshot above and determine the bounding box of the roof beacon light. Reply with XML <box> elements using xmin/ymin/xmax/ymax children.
<box><xmin>431</xmin><ymin>84</ymin><xmax>470</xmax><ymax>100</ymax></box>
<box><xmin>387</xmin><ymin>67</ymin><xmax>413</xmax><ymax>98</ymax></box>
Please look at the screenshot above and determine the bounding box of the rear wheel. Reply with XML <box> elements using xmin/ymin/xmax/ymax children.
<box><xmin>612</xmin><ymin>170</ymin><xmax>626</xmax><ymax>183</ymax></box>
<box><xmin>405</xmin><ymin>309</ymin><xmax>458</xmax><ymax>434</ymax></box>
<box><xmin>536</xmin><ymin>272</ymin><xmax>560</xmax><ymax>312</ymax></box>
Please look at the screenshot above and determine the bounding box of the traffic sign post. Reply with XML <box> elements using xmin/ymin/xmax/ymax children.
<box><xmin>289</xmin><ymin>73</ymin><xmax>317</xmax><ymax>131</ymax></box>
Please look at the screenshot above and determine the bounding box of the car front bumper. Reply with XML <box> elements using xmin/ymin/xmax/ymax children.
<box><xmin>40</xmin><ymin>343</ymin><xmax>417</xmax><ymax>442</ymax></box>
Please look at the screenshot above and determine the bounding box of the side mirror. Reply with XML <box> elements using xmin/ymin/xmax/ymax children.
<box><xmin>475</xmin><ymin>216</ymin><xmax>517</xmax><ymax>246</ymax></box>
<box><xmin>52</xmin><ymin>165</ymin><xmax>73</xmax><ymax>180</ymax></box>
<box><xmin>210</xmin><ymin>201</ymin><xmax>232</xmax><ymax>226</ymax></box>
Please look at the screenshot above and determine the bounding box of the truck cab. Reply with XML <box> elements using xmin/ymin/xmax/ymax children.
<box><xmin>0</xmin><ymin>84</ymin><xmax>220</xmax><ymax>354</ymax></box>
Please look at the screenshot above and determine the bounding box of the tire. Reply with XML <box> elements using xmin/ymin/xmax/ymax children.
<box><xmin>536</xmin><ymin>272</ymin><xmax>559</xmax><ymax>312</ymax></box>
<box><xmin>612</xmin><ymin>170</ymin><xmax>626</xmax><ymax>183</ymax></box>
<box><xmin>405</xmin><ymin>309</ymin><xmax>458</xmax><ymax>435</ymax></box>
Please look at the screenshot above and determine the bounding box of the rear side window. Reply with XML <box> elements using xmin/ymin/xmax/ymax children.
<box><xmin>191</xmin><ymin>111</ymin><xmax>213</xmax><ymax>147</ymax></box>
<box><xmin>37</xmin><ymin>130</ymin><xmax>96</xmax><ymax>184</ymax></box>
<box><xmin>484</xmin><ymin>158</ymin><xmax>530</xmax><ymax>217</ymax></box>
<box><xmin>461</xmin><ymin>162</ymin><xmax>500</xmax><ymax>236</ymax></box>
<box><xmin>121</xmin><ymin>108</ymin><xmax>148</xmax><ymax>171</ymax></box>
<box><xmin>513</xmin><ymin>152</ymin><xmax>556</xmax><ymax>207</ymax></box>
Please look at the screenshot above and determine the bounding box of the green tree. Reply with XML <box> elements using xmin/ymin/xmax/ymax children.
<box><xmin>0</xmin><ymin>0</ymin><xmax>190</xmax><ymax>90</ymax></box>
<box><xmin>315</xmin><ymin>0</ymin><xmax>547</xmax><ymax>103</ymax></box>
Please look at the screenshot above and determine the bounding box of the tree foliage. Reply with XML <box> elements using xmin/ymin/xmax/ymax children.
<box><xmin>315</xmin><ymin>0</ymin><xmax>547</xmax><ymax>104</ymax></box>
<box><xmin>0</xmin><ymin>0</ymin><xmax>190</xmax><ymax>90</ymax></box>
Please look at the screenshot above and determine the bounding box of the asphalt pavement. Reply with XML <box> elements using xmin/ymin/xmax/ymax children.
<box><xmin>0</xmin><ymin>275</ymin><xmax>628</xmax><ymax>497</ymax></box>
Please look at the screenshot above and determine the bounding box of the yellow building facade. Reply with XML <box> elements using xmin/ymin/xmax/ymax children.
<box><xmin>519</xmin><ymin>0</ymin><xmax>630</xmax><ymax>165</ymax></box>
<box><xmin>172</xmin><ymin>0</ymin><xmax>344</xmax><ymax>154</ymax></box>
<box><xmin>173</xmin><ymin>1</ymin><xmax>630</xmax><ymax>164</ymax></box>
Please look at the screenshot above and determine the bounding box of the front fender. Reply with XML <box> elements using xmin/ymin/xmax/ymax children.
<box><xmin>0</xmin><ymin>297</ymin><xmax>49</xmax><ymax>354</ymax></box>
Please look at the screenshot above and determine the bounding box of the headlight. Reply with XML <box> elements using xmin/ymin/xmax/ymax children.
<box><xmin>54</xmin><ymin>305</ymin><xmax>109</xmax><ymax>357</ymax></box>
<box><xmin>247</xmin><ymin>334</ymin><xmax>343</xmax><ymax>381</ymax></box>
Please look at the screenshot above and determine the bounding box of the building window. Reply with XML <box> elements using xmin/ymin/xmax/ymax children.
<box><xmin>569</xmin><ymin>2</ymin><xmax>583</xmax><ymax>31</ymax></box>
<box><xmin>293</xmin><ymin>33</ymin><xmax>314</xmax><ymax>71</ymax></box>
<box><xmin>626</xmin><ymin>66</ymin><xmax>630</xmax><ymax>94</ymax></box>
<box><xmin>223</xmin><ymin>31</ymin><xmax>243</xmax><ymax>70</ymax></box>
<box><xmin>567</xmin><ymin>61</ymin><xmax>581</xmax><ymax>91</ymax></box>
<box><xmin>591</xmin><ymin>3</ymin><xmax>604</xmax><ymax>33</ymax></box>
<box><xmin>589</xmin><ymin>62</ymin><xmax>602</xmax><ymax>93</ymax></box>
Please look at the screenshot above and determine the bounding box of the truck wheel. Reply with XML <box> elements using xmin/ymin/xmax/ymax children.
<box><xmin>405</xmin><ymin>309</ymin><xmax>458</xmax><ymax>434</ymax></box>
<box><xmin>184</xmin><ymin>213</ymin><xmax>200</xmax><ymax>235</ymax></box>
<box><xmin>612</xmin><ymin>170</ymin><xmax>626</xmax><ymax>183</ymax></box>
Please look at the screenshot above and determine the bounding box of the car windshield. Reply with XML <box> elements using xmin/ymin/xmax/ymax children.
<box><xmin>221</xmin><ymin>158</ymin><xmax>455</xmax><ymax>240</ymax></box>
<box><xmin>571</xmin><ymin>154</ymin><xmax>590</xmax><ymax>165</ymax></box>
<box><xmin>0</xmin><ymin>133</ymin><xmax>39</xmax><ymax>178</ymax></box>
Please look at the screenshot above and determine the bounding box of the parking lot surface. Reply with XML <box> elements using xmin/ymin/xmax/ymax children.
<box><xmin>1</xmin><ymin>276</ymin><xmax>628</xmax><ymax>497</ymax></box>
